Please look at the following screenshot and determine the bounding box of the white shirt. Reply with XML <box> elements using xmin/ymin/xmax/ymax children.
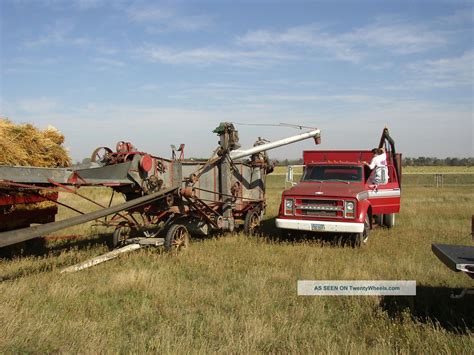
<box><xmin>368</xmin><ymin>152</ymin><xmax>388</xmax><ymax>184</ymax></box>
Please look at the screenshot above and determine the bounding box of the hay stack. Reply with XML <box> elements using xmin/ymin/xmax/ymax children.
<box><xmin>0</xmin><ymin>119</ymin><xmax>71</xmax><ymax>167</ymax></box>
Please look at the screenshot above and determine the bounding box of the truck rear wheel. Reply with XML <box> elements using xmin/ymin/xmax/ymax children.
<box><xmin>383</xmin><ymin>213</ymin><xmax>396</xmax><ymax>229</ymax></box>
<box><xmin>374</xmin><ymin>214</ymin><xmax>384</xmax><ymax>226</ymax></box>
<box><xmin>165</xmin><ymin>224</ymin><xmax>190</xmax><ymax>252</ymax></box>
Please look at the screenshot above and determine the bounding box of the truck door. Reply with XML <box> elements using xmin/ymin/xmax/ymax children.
<box><xmin>367</xmin><ymin>165</ymin><xmax>401</xmax><ymax>214</ymax></box>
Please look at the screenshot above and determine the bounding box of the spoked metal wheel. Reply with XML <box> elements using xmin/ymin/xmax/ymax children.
<box><xmin>244</xmin><ymin>210</ymin><xmax>261</xmax><ymax>236</ymax></box>
<box><xmin>91</xmin><ymin>146</ymin><xmax>112</xmax><ymax>165</ymax></box>
<box><xmin>112</xmin><ymin>226</ymin><xmax>131</xmax><ymax>248</ymax></box>
<box><xmin>164</xmin><ymin>224</ymin><xmax>190</xmax><ymax>252</ymax></box>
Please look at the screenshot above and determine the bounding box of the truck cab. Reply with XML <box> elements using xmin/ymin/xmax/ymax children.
<box><xmin>276</xmin><ymin>129</ymin><xmax>402</xmax><ymax>245</ymax></box>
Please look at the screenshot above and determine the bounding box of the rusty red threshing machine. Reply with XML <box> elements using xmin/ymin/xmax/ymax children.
<box><xmin>0</xmin><ymin>123</ymin><xmax>321</xmax><ymax>252</ymax></box>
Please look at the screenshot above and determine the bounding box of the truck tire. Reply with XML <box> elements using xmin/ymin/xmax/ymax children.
<box><xmin>374</xmin><ymin>214</ymin><xmax>384</xmax><ymax>226</ymax></box>
<box><xmin>165</xmin><ymin>224</ymin><xmax>190</xmax><ymax>252</ymax></box>
<box><xmin>279</xmin><ymin>229</ymin><xmax>293</xmax><ymax>240</ymax></box>
<box><xmin>244</xmin><ymin>210</ymin><xmax>261</xmax><ymax>236</ymax></box>
<box><xmin>383</xmin><ymin>213</ymin><xmax>396</xmax><ymax>229</ymax></box>
<box><xmin>355</xmin><ymin>215</ymin><xmax>370</xmax><ymax>247</ymax></box>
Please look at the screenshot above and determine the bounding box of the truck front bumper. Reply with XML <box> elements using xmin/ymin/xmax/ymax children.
<box><xmin>275</xmin><ymin>218</ymin><xmax>364</xmax><ymax>233</ymax></box>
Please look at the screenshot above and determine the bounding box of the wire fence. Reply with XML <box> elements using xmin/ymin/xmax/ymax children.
<box><xmin>401</xmin><ymin>173</ymin><xmax>474</xmax><ymax>187</ymax></box>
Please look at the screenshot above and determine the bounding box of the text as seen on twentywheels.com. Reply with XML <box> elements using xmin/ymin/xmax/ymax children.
<box><xmin>297</xmin><ymin>280</ymin><xmax>417</xmax><ymax>296</ymax></box>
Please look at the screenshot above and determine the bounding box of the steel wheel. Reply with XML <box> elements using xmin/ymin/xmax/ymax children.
<box><xmin>165</xmin><ymin>224</ymin><xmax>190</xmax><ymax>252</ymax></box>
<box><xmin>90</xmin><ymin>146</ymin><xmax>112</xmax><ymax>165</ymax></box>
<box><xmin>112</xmin><ymin>226</ymin><xmax>130</xmax><ymax>248</ymax></box>
<box><xmin>244</xmin><ymin>210</ymin><xmax>261</xmax><ymax>235</ymax></box>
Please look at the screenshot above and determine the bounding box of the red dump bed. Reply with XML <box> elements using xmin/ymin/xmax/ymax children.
<box><xmin>304</xmin><ymin>150</ymin><xmax>377</xmax><ymax>165</ymax></box>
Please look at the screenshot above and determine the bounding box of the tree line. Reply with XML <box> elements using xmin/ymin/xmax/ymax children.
<box><xmin>402</xmin><ymin>157</ymin><xmax>473</xmax><ymax>166</ymax></box>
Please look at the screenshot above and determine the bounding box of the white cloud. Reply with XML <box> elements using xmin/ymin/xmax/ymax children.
<box><xmin>128</xmin><ymin>6</ymin><xmax>173</xmax><ymax>22</ymax></box>
<box><xmin>74</xmin><ymin>0</ymin><xmax>103</xmax><ymax>10</ymax></box>
<box><xmin>138</xmin><ymin>84</ymin><xmax>161</xmax><ymax>91</ymax></box>
<box><xmin>438</xmin><ymin>8</ymin><xmax>474</xmax><ymax>25</ymax></box>
<box><xmin>17</xmin><ymin>97</ymin><xmax>60</xmax><ymax>113</ymax></box>
<box><xmin>407</xmin><ymin>50</ymin><xmax>474</xmax><ymax>87</ymax></box>
<box><xmin>238</xmin><ymin>17</ymin><xmax>451</xmax><ymax>62</ymax></box>
<box><xmin>92</xmin><ymin>57</ymin><xmax>125</xmax><ymax>67</ymax></box>
<box><xmin>258</xmin><ymin>94</ymin><xmax>376</xmax><ymax>104</ymax></box>
<box><xmin>7</xmin><ymin>57</ymin><xmax>62</xmax><ymax>66</ymax></box>
<box><xmin>24</xmin><ymin>20</ymin><xmax>75</xmax><ymax>48</ymax></box>
<box><xmin>138</xmin><ymin>45</ymin><xmax>296</xmax><ymax>67</ymax></box>
<box><xmin>238</xmin><ymin>25</ymin><xmax>362</xmax><ymax>63</ymax></box>
<box><xmin>22</xmin><ymin>19</ymin><xmax>116</xmax><ymax>56</ymax></box>
<box><xmin>350</xmin><ymin>18</ymin><xmax>448</xmax><ymax>54</ymax></box>
<box><xmin>128</xmin><ymin>5</ymin><xmax>214</xmax><ymax>32</ymax></box>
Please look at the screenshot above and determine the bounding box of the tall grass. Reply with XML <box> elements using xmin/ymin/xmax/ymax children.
<box><xmin>0</xmin><ymin>179</ymin><xmax>473</xmax><ymax>353</ymax></box>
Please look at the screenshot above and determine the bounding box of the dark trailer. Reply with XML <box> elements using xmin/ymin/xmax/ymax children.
<box><xmin>432</xmin><ymin>243</ymin><xmax>474</xmax><ymax>299</ymax></box>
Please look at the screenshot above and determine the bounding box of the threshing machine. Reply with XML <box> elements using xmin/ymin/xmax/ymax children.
<box><xmin>0</xmin><ymin>123</ymin><xmax>321</xmax><ymax>252</ymax></box>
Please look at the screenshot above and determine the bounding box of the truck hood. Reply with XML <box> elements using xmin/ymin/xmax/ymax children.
<box><xmin>284</xmin><ymin>182</ymin><xmax>366</xmax><ymax>199</ymax></box>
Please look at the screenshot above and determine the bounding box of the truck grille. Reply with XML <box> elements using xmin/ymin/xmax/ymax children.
<box><xmin>301</xmin><ymin>199</ymin><xmax>337</xmax><ymax>206</ymax></box>
<box><xmin>295</xmin><ymin>198</ymin><xmax>343</xmax><ymax>218</ymax></box>
<box><xmin>301</xmin><ymin>210</ymin><xmax>337</xmax><ymax>217</ymax></box>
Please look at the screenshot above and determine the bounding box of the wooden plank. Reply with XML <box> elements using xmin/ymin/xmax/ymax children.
<box><xmin>61</xmin><ymin>244</ymin><xmax>142</xmax><ymax>273</ymax></box>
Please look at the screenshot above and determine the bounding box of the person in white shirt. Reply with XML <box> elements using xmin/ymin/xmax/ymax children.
<box><xmin>366</xmin><ymin>148</ymin><xmax>388</xmax><ymax>184</ymax></box>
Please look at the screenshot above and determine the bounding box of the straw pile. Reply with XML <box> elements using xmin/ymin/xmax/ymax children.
<box><xmin>0</xmin><ymin>118</ymin><xmax>71</xmax><ymax>167</ymax></box>
<box><xmin>10</xmin><ymin>189</ymin><xmax>57</xmax><ymax>212</ymax></box>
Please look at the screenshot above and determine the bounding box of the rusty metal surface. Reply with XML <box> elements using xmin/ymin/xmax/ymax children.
<box><xmin>0</xmin><ymin>186</ymin><xmax>178</xmax><ymax>248</ymax></box>
<box><xmin>0</xmin><ymin>165</ymin><xmax>72</xmax><ymax>184</ymax></box>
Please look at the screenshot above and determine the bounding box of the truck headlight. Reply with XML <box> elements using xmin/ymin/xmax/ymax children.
<box><xmin>345</xmin><ymin>201</ymin><xmax>355</xmax><ymax>218</ymax></box>
<box><xmin>284</xmin><ymin>198</ymin><xmax>294</xmax><ymax>215</ymax></box>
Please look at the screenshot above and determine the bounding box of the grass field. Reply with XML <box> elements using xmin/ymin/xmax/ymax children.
<box><xmin>1</xmin><ymin>174</ymin><xmax>473</xmax><ymax>353</ymax></box>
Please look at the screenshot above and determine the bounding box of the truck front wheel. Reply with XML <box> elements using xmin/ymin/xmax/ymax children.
<box><xmin>279</xmin><ymin>229</ymin><xmax>293</xmax><ymax>240</ymax></box>
<box><xmin>355</xmin><ymin>215</ymin><xmax>370</xmax><ymax>247</ymax></box>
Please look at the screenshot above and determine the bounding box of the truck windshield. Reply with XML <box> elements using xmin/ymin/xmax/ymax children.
<box><xmin>302</xmin><ymin>165</ymin><xmax>363</xmax><ymax>182</ymax></box>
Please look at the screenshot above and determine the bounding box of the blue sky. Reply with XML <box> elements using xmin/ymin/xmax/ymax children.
<box><xmin>1</xmin><ymin>0</ymin><xmax>473</xmax><ymax>161</ymax></box>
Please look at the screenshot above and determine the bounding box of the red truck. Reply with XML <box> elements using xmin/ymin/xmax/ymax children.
<box><xmin>276</xmin><ymin>128</ymin><xmax>402</xmax><ymax>246</ymax></box>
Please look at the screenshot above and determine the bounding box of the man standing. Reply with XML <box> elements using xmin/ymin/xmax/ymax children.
<box><xmin>366</xmin><ymin>148</ymin><xmax>388</xmax><ymax>184</ymax></box>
